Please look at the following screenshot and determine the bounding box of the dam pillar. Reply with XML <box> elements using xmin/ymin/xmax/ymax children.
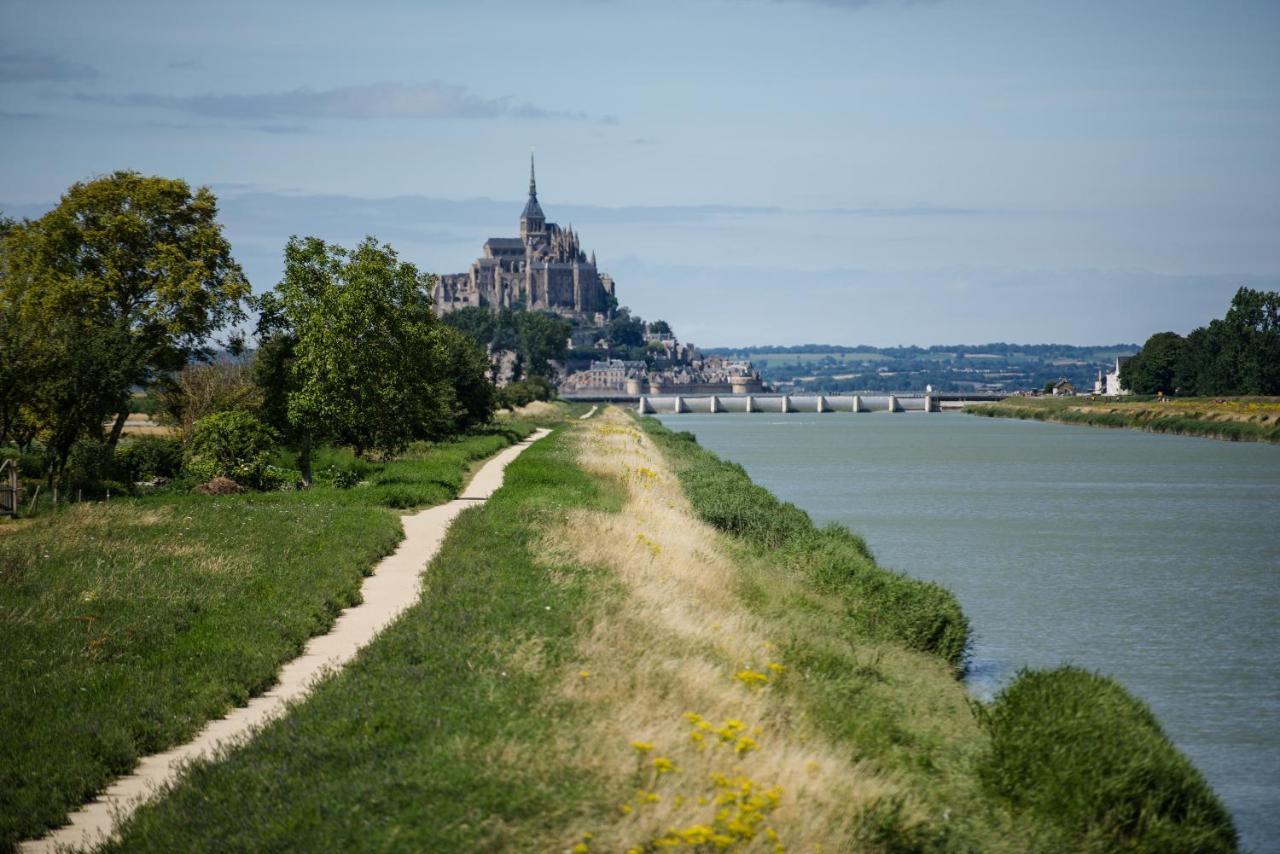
<box><xmin>924</xmin><ymin>394</ymin><xmax>934</xmax><ymax>413</ymax></box>
<box><xmin>746</xmin><ymin>395</ymin><xmax>755</xmax><ymax>413</ymax></box>
<box><xmin>710</xmin><ymin>395</ymin><xmax>720</xmax><ymax>413</ymax></box>
<box><xmin>781</xmin><ymin>395</ymin><xmax>791</xmax><ymax>413</ymax></box>
<box><xmin>675</xmin><ymin>396</ymin><xmax>686</xmax><ymax>414</ymax></box>
<box><xmin>852</xmin><ymin>395</ymin><xmax>861</xmax><ymax>413</ymax></box>
<box><xmin>638</xmin><ymin>396</ymin><xmax>651</xmax><ymax>414</ymax></box>
<box><xmin>889</xmin><ymin>394</ymin><xmax>900</xmax><ymax>413</ymax></box>
<box><xmin>817</xmin><ymin>395</ymin><xmax>827</xmax><ymax>413</ymax></box>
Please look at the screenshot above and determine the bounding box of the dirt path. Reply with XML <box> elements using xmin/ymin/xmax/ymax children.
<box><xmin>24</xmin><ymin>429</ymin><xmax>551</xmax><ymax>853</ymax></box>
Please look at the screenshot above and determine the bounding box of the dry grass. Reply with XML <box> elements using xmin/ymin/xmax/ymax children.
<box><xmin>537</xmin><ymin>409</ymin><xmax>914</xmax><ymax>851</ymax></box>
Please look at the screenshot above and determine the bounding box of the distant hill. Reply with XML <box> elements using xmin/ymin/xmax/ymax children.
<box><xmin>704</xmin><ymin>343</ymin><xmax>1139</xmax><ymax>394</ymax></box>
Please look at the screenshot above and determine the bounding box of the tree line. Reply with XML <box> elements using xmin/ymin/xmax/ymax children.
<box><xmin>1</xmin><ymin>171</ymin><xmax>504</xmax><ymax>491</ymax></box>
<box><xmin>1121</xmin><ymin>288</ymin><xmax>1280</xmax><ymax>396</ymax></box>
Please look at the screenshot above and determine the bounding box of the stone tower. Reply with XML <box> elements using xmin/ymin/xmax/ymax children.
<box><xmin>519</xmin><ymin>153</ymin><xmax>545</xmax><ymax>240</ymax></box>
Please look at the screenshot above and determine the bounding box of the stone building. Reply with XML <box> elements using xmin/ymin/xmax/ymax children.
<box><xmin>433</xmin><ymin>156</ymin><xmax>615</xmax><ymax>322</ymax></box>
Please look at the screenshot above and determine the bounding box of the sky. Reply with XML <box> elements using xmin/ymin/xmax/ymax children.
<box><xmin>2</xmin><ymin>0</ymin><xmax>1278</xmax><ymax>347</ymax></box>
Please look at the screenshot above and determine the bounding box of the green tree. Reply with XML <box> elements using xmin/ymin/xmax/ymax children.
<box><xmin>607</xmin><ymin>308</ymin><xmax>646</xmax><ymax>348</ymax></box>
<box><xmin>437</xmin><ymin>325</ymin><xmax>497</xmax><ymax>431</ymax></box>
<box><xmin>4</xmin><ymin>173</ymin><xmax>249</xmax><ymax>453</ymax></box>
<box><xmin>648</xmin><ymin>319</ymin><xmax>672</xmax><ymax>336</ymax></box>
<box><xmin>514</xmin><ymin>310</ymin><xmax>570</xmax><ymax>378</ymax></box>
<box><xmin>1121</xmin><ymin>331</ymin><xmax>1184</xmax><ymax>394</ymax></box>
<box><xmin>256</xmin><ymin>236</ymin><xmax>457</xmax><ymax>483</ymax></box>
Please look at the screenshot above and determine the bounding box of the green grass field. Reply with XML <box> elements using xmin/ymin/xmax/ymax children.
<box><xmin>0</xmin><ymin>423</ymin><xmax>537</xmax><ymax>850</ymax></box>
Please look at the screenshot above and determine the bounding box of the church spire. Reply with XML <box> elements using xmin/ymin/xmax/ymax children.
<box><xmin>529</xmin><ymin>151</ymin><xmax>537</xmax><ymax>200</ymax></box>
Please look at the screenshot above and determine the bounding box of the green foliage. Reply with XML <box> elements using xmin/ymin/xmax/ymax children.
<box><xmin>115</xmin><ymin>436</ymin><xmax>184</xmax><ymax>482</ymax></box>
<box><xmin>154</xmin><ymin>354</ymin><xmax>261</xmax><ymax>437</ymax></box>
<box><xmin>256</xmin><ymin>236</ymin><xmax>472</xmax><ymax>481</ymax></box>
<box><xmin>969</xmin><ymin>401</ymin><xmax>1280</xmax><ymax>444</ymax></box>
<box><xmin>607</xmin><ymin>307</ymin><xmax>646</xmax><ymax>348</ymax></box>
<box><xmin>980</xmin><ymin>667</ymin><xmax>1237</xmax><ymax>852</ymax></box>
<box><xmin>1121</xmin><ymin>331</ymin><xmax>1184</xmax><ymax>394</ymax></box>
<box><xmin>499</xmin><ymin>375</ymin><xmax>558</xmax><ymax>409</ymax></box>
<box><xmin>103</xmin><ymin>431</ymin><xmax>626</xmax><ymax>851</ymax></box>
<box><xmin>640</xmin><ymin>418</ymin><xmax>970</xmax><ymax>670</ymax></box>
<box><xmin>441</xmin><ymin>305</ymin><xmax>569</xmax><ymax>382</ymax></box>
<box><xmin>0</xmin><ymin>172</ymin><xmax>249</xmax><ymax>473</ymax></box>
<box><xmin>1123</xmin><ymin>288</ymin><xmax>1280</xmax><ymax>395</ymax></box>
<box><xmin>185</xmin><ymin>410</ymin><xmax>281</xmax><ymax>490</ymax></box>
<box><xmin>436</xmin><ymin>324</ymin><xmax>497</xmax><ymax>431</ymax></box>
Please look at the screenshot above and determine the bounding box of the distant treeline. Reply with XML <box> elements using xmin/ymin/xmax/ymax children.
<box><xmin>1122</xmin><ymin>288</ymin><xmax>1280</xmax><ymax>396</ymax></box>
<box><xmin>707</xmin><ymin>343</ymin><xmax>1139</xmax><ymax>359</ymax></box>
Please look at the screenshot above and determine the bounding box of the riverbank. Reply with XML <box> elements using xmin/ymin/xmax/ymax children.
<box><xmin>86</xmin><ymin>408</ymin><xmax>1235</xmax><ymax>852</ymax></box>
<box><xmin>967</xmin><ymin>396</ymin><xmax>1280</xmax><ymax>443</ymax></box>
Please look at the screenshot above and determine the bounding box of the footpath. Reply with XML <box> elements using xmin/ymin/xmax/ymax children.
<box><xmin>24</xmin><ymin>429</ymin><xmax>552</xmax><ymax>852</ymax></box>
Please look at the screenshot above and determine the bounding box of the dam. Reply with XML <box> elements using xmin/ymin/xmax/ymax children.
<box><xmin>632</xmin><ymin>392</ymin><xmax>1006</xmax><ymax>414</ymax></box>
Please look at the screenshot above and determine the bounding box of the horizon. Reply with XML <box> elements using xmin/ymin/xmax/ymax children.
<box><xmin>3</xmin><ymin>0</ymin><xmax>1278</xmax><ymax>347</ymax></box>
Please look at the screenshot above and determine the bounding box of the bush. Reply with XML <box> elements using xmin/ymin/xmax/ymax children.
<box><xmin>499</xmin><ymin>376</ymin><xmax>557</xmax><ymax>409</ymax></box>
<box><xmin>185</xmin><ymin>411</ymin><xmax>281</xmax><ymax>491</ymax></box>
<box><xmin>980</xmin><ymin>667</ymin><xmax>1237</xmax><ymax>852</ymax></box>
<box><xmin>115</xmin><ymin>436</ymin><xmax>183</xmax><ymax>482</ymax></box>
<box><xmin>63</xmin><ymin>439</ymin><xmax>121</xmax><ymax>498</ymax></box>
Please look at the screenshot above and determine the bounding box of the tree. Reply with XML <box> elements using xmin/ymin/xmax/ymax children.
<box><xmin>514</xmin><ymin>310</ymin><xmax>570</xmax><ymax>378</ymax></box>
<box><xmin>1121</xmin><ymin>331</ymin><xmax>1184</xmax><ymax>394</ymax></box>
<box><xmin>3</xmin><ymin>173</ymin><xmax>249</xmax><ymax>453</ymax></box>
<box><xmin>648</xmin><ymin>319</ymin><xmax>672</xmax><ymax>336</ymax></box>
<box><xmin>607</xmin><ymin>308</ymin><xmax>646</xmax><ymax>348</ymax></box>
<box><xmin>437</xmin><ymin>325</ymin><xmax>496</xmax><ymax>431</ymax></box>
<box><xmin>256</xmin><ymin>236</ymin><xmax>458</xmax><ymax>483</ymax></box>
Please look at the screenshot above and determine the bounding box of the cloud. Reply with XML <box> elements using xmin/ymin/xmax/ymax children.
<box><xmin>0</xmin><ymin>110</ymin><xmax>42</xmax><ymax>120</ymax></box>
<box><xmin>75</xmin><ymin>81</ymin><xmax>601</xmax><ymax>122</ymax></box>
<box><xmin>0</xmin><ymin>50</ymin><xmax>98</xmax><ymax>82</ymax></box>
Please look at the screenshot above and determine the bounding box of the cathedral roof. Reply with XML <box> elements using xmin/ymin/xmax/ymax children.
<box><xmin>521</xmin><ymin>151</ymin><xmax>544</xmax><ymax>221</ymax></box>
<box><xmin>485</xmin><ymin>237</ymin><xmax>524</xmax><ymax>250</ymax></box>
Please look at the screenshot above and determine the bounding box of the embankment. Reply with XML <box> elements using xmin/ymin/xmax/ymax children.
<box><xmin>968</xmin><ymin>399</ymin><xmax>1280</xmax><ymax>444</ymax></box>
<box><xmin>88</xmin><ymin>409</ymin><xmax>1234</xmax><ymax>852</ymax></box>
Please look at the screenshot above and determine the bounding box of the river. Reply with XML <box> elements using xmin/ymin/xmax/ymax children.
<box><xmin>656</xmin><ymin>412</ymin><xmax>1280</xmax><ymax>851</ymax></box>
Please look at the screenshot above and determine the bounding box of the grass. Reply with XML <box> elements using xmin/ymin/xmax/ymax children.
<box><xmin>640</xmin><ymin>419</ymin><xmax>970</xmax><ymax>670</ymax></box>
<box><xmin>968</xmin><ymin>396</ymin><xmax>1280</xmax><ymax>444</ymax></box>
<box><xmin>0</xmin><ymin>423</ymin><xmax>537</xmax><ymax>850</ymax></box>
<box><xmin>10</xmin><ymin>406</ymin><xmax>1236</xmax><ymax>851</ymax></box>
<box><xmin>980</xmin><ymin>667</ymin><xmax>1237</xmax><ymax>852</ymax></box>
<box><xmin>103</xmin><ymin>429</ymin><xmax>628</xmax><ymax>851</ymax></box>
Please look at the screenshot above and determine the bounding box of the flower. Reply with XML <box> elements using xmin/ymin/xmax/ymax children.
<box><xmin>630</xmin><ymin>740</ymin><xmax>654</xmax><ymax>753</ymax></box>
<box><xmin>654</xmin><ymin>756</ymin><xmax>677</xmax><ymax>774</ymax></box>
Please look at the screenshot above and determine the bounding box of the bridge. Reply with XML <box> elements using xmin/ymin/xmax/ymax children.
<box><xmin>560</xmin><ymin>391</ymin><xmax>1009</xmax><ymax>413</ymax></box>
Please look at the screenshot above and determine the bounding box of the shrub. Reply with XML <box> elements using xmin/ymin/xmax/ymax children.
<box><xmin>115</xmin><ymin>436</ymin><xmax>184</xmax><ymax>482</ymax></box>
<box><xmin>185</xmin><ymin>411</ymin><xmax>281</xmax><ymax>491</ymax></box>
<box><xmin>499</xmin><ymin>376</ymin><xmax>557</xmax><ymax>409</ymax></box>
<box><xmin>980</xmin><ymin>667</ymin><xmax>1237</xmax><ymax>852</ymax></box>
<box><xmin>63</xmin><ymin>439</ymin><xmax>124</xmax><ymax>498</ymax></box>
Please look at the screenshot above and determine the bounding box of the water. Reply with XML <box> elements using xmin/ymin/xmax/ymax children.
<box><xmin>657</xmin><ymin>412</ymin><xmax>1280</xmax><ymax>851</ymax></box>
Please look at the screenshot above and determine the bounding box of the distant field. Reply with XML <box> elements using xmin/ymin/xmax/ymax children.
<box><xmin>730</xmin><ymin>351</ymin><xmax>890</xmax><ymax>365</ymax></box>
<box><xmin>968</xmin><ymin>396</ymin><xmax>1280</xmax><ymax>443</ymax></box>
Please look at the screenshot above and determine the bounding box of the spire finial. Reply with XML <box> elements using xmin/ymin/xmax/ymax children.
<box><xmin>529</xmin><ymin>148</ymin><xmax>537</xmax><ymax>199</ymax></box>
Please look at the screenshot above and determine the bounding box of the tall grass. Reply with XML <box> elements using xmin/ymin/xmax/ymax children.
<box><xmin>981</xmin><ymin>667</ymin><xmax>1237</xmax><ymax>852</ymax></box>
<box><xmin>640</xmin><ymin>419</ymin><xmax>971</xmax><ymax>670</ymax></box>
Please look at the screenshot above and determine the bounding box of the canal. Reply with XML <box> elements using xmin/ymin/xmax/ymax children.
<box><xmin>656</xmin><ymin>412</ymin><xmax>1280</xmax><ymax>851</ymax></box>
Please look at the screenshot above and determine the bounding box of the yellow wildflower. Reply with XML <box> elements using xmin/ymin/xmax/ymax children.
<box><xmin>578</xmin><ymin>670</ymin><xmax>590</xmax><ymax>679</ymax></box>
<box><xmin>571</xmin><ymin>845</ymin><xmax>589</xmax><ymax>854</ymax></box>
<box><xmin>767</xmin><ymin>662</ymin><xmax>786</xmax><ymax>674</ymax></box>
<box><xmin>653</xmin><ymin>756</ymin><xmax>677</xmax><ymax>774</ymax></box>
<box><xmin>630</xmin><ymin>740</ymin><xmax>654</xmax><ymax>753</ymax></box>
<box><xmin>735</xmin><ymin>736</ymin><xmax>760</xmax><ymax>754</ymax></box>
<box><xmin>735</xmin><ymin>669</ymin><xmax>770</xmax><ymax>688</ymax></box>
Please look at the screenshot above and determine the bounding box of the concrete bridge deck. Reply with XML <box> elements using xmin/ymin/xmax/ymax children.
<box><xmin>625</xmin><ymin>392</ymin><xmax>1007</xmax><ymax>414</ymax></box>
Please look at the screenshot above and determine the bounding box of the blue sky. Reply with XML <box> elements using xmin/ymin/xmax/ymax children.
<box><xmin>2</xmin><ymin>0</ymin><xmax>1278</xmax><ymax>346</ymax></box>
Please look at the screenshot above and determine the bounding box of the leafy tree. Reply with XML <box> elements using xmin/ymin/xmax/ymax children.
<box><xmin>437</xmin><ymin>325</ymin><xmax>497</xmax><ymax>431</ymax></box>
<box><xmin>1121</xmin><ymin>332</ymin><xmax>1184</xmax><ymax>394</ymax></box>
<box><xmin>648</xmin><ymin>319</ymin><xmax>672</xmax><ymax>336</ymax></box>
<box><xmin>607</xmin><ymin>308</ymin><xmax>646</xmax><ymax>348</ymax></box>
<box><xmin>514</xmin><ymin>310</ymin><xmax>570</xmax><ymax>378</ymax></box>
<box><xmin>440</xmin><ymin>306</ymin><xmax>498</xmax><ymax>351</ymax></box>
<box><xmin>256</xmin><ymin>236</ymin><xmax>457</xmax><ymax>483</ymax></box>
<box><xmin>3</xmin><ymin>172</ymin><xmax>249</xmax><ymax>452</ymax></box>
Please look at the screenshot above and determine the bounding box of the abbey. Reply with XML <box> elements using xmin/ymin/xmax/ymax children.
<box><xmin>433</xmin><ymin>156</ymin><xmax>616</xmax><ymax>322</ymax></box>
